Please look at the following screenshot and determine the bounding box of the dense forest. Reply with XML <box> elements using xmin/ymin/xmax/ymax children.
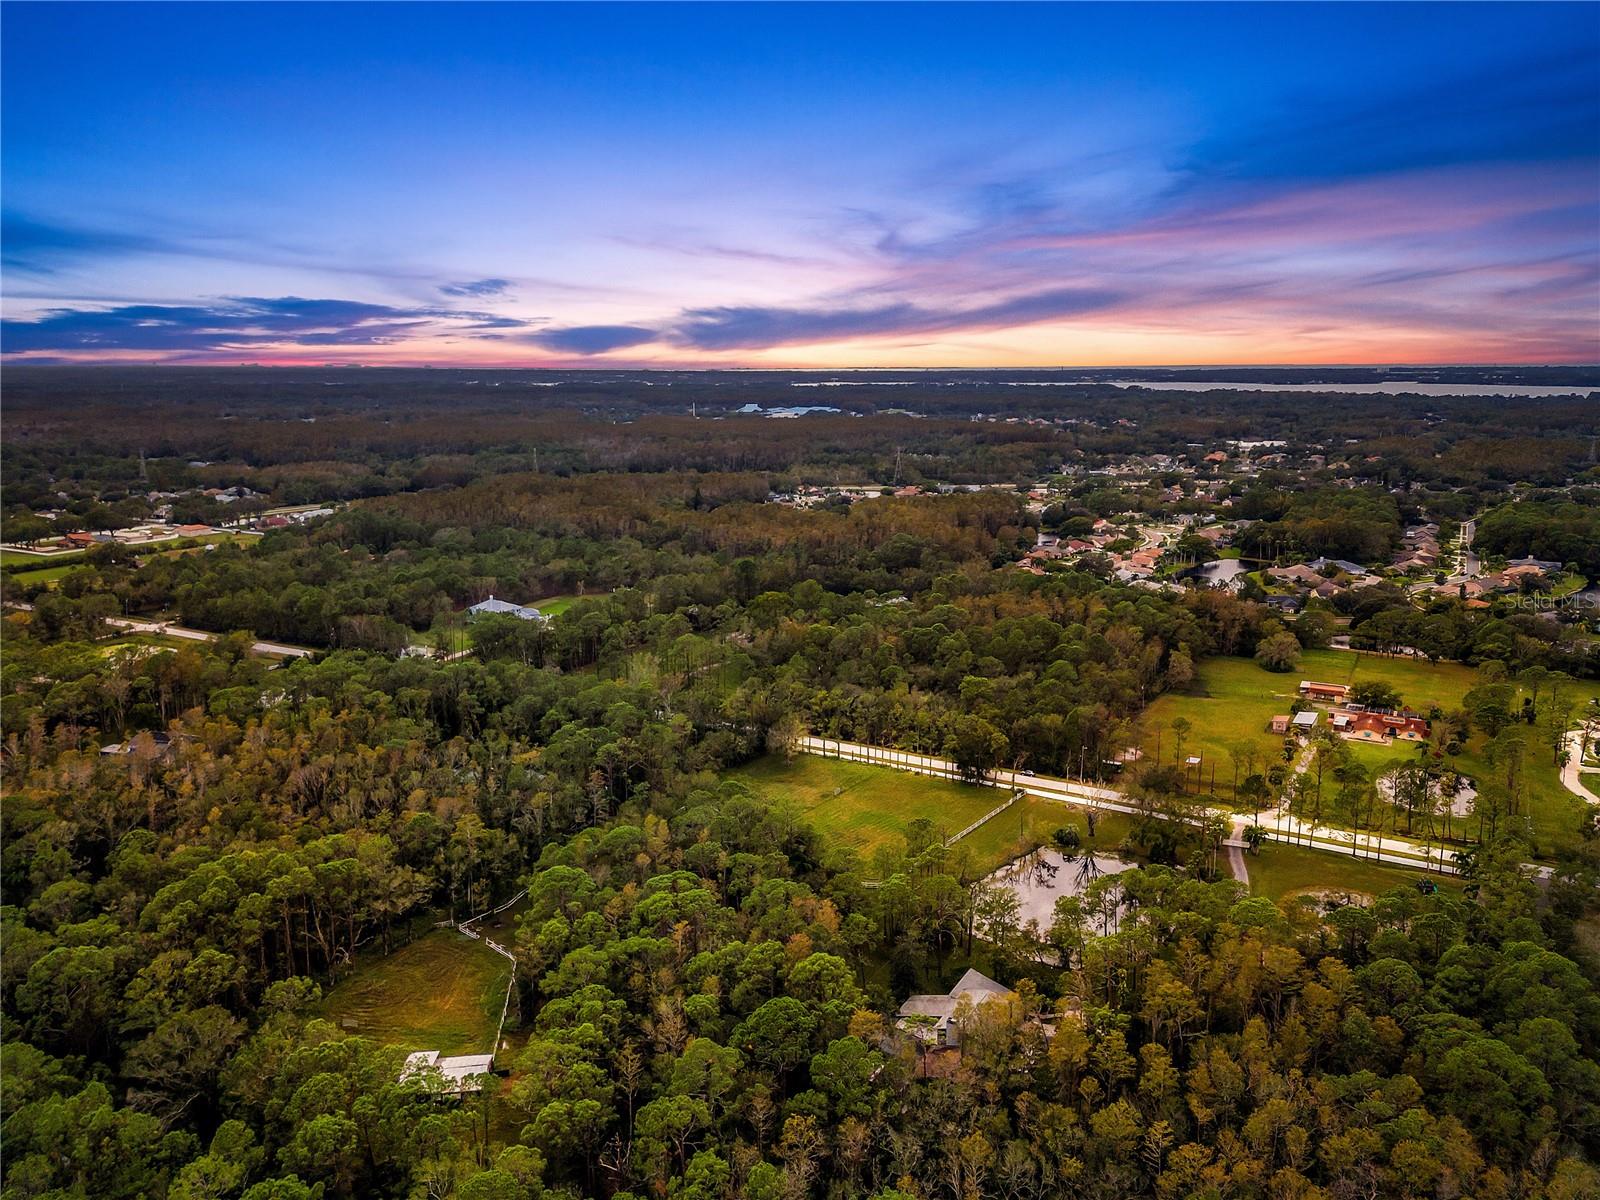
<box><xmin>6</xmin><ymin>604</ymin><xmax>1600</xmax><ymax>1199</ymax></box>
<box><xmin>4</xmin><ymin>371</ymin><xmax>1600</xmax><ymax>1200</ymax></box>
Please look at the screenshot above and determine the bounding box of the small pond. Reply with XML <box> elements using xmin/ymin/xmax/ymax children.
<box><xmin>986</xmin><ymin>849</ymin><xmax>1136</xmax><ymax>934</ymax></box>
<box><xmin>1195</xmin><ymin>559</ymin><xmax>1249</xmax><ymax>586</ymax></box>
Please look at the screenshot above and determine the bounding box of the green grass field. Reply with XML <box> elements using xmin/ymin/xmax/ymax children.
<box><xmin>6</xmin><ymin>563</ymin><xmax>86</xmax><ymax>586</ymax></box>
<box><xmin>98</xmin><ymin>633</ymin><xmax>200</xmax><ymax>657</ymax></box>
<box><xmin>953</xmin><ymin>796</ymin><xmax>1135</xmax><ymax>874</ymax></box>
<box><xmin>731</xmin><ymin>754</ymin><xmax>1140</xmax><ymax>875</ymax></box>
<box><xmin>1</xmin><ymin>548</ymin><xmax>89</xmax><ymax>567</ymax></box>
<box><xmin>729</xmin><ymin>754</ymin><xmax>1004</xmax><ymax>862</ymax></box>
<box><xmin>1247</xmin><ymin>840</ymin><xmax>1456</xmax><ymax>903</ymax></box>
<box><xmin>536</xmin><ymin>591</ymin><xmax>611</xmax><ymax>616</ymax></box>
<box><xmin>732</xmin><ymin>751</ymin><xmax>1476</xmax><ymax>904</ymax></box>
<box><xmin>145</xmin><ymin>531</ymin><xmax>260</xmax><ymax>559</ymax></box>
<box><xmin>320</xmin><ymin>930</ymin><xmax>510</xmax><ymax>1055</ymax></box>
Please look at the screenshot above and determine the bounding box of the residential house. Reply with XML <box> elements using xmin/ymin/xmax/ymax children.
<box><xmin>1269</xmin><ymin>715</ymin><xmax>1292</xmax><ymax>734</ymax></box>
<box><xmin>1306</xmin><ymin>557</ymin><xmax>1369</xmax><ymax>576</ymax></box>
<box><xmin>896</xmin><ymin>968</ymin><xmax>1014</xmax><ymax>1052</ymax></box>
<box><xmin>99</xmin><ymin>731</ymin><xmax>177</xmax><ymax>760</ymax></box>
<box><xmin>467</xmin><ymin>595</ymin><xmax>545</xmax><ymax>622</ymax></box>
<box><xmin>1333</xmin><ymin>710</ymin><xmax>1431</xmax><ymax>744</ymax></box>
<box><xmin>1268</xmin><ymin>564</ymin><xmax>1326</xmax><ymax>589</ymax></box>
<box><xmin>1298</xmin><ymin>681</ymin><xmax>1350</xmax><ymax>702</ymax></box>
<box><xmin>1291</xmin><ymin>710</ymin><xmax>1319</xmax><ymax>732</ymax></box>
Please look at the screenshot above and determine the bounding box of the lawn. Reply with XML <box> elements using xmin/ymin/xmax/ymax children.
<box><xmin>729</xmin><ymin>753</ymin><xmax>1005</xmax><ymax>863</ymax></box>
<box><xmin>1</xmin><ymin>548</ymin><xmax>88</xmax><ymax>567</ymax></box>
<box><xmin>320</xmin><ymin>930</ymin><xmax>510</xmax><ymax>1055</ymax></box>
<box><xmin>536</xmin><ymin>591</ymin><xmax>609</xmax><ymax>616</ymax></box>
<box><xmin>953</xmin><ymin>796</ymin><xmax>1135</xmax><ymax>875</ymax></box>
<box><xmin>145</xmin><ymin>531</ymin><xmax>260</xmax><ymax>559</ymax></box>
<box><xmin>1247</xmin><ymin>840</ymin><xmax>1456</xmax><ymax>903</ymax></box>
<box><xmin>1582</xmin><ymin>775</ymin><xmax>1600</xmax><ymax>802</ymax></box>
<box><xmin>97</xmin><ymin>633</ymin><xmax>199</xmax><ymax>656</ymax></box>
<box><xmin>6</xmin><ymin>563</ymin><xmax>86</xmax><ymax>587</ymax></box>
<box><xmin>1137</xmin><ymin>655</ymin><xmax>1304</xmax><ymax>797</ymax></box>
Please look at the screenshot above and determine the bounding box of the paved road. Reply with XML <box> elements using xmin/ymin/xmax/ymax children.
<box><xmin>1225</xmin><ymin>817</ymin><xmax>1251</xmax><ymax>885</ymax></box>
<box><xmin>799</xmin><ymin>736</ymin><xmax>1549</xmax><ymax>878</ymax></box>
<box><xmin>105</xmin><ymin>616</ymin><xmax>313</xmax><ymax>658</ymax></box>
<box><xmin>1459</xmin><ymin>518</ymin><xmax>1481</xmax><ymax>579</ymax></box>
<box><xmin>1560</xmin><ymin>729</ymin><xmax>1599</xmax><ymax>802</ymax></box>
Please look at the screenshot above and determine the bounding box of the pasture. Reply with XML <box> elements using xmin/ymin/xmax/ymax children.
<box><xmin>955</xmin><ymin>796</ymin><xmax>1135</xmax><ymax>875</ymax></box>
<box><xmin>320</xmin><ymin>930</ymin><xmax>510</xmax><ymax>1055</ymax></box>
<box><xmin>733</xmin><ymin>753</ymin><xmax>1135</xmax><ymax>875</ymax></box>
<box><xmin>6</xmin><ymin>562</ymin><xmax>86</xmax><ymax>587</ymax></box>
<box><xmin>537</xmin><ymin>591</ymin><xmax>610</xmax><ymax>616</ymax></box>
<box><xmin>728</xmin><ymin>753</ymin><xmax>1001</xmax><ymax>863</ymax></box>
<box><xmin>1247</xmin><ymin>840</ymin><xmax>1455</xmax><ymax>904</ymax></box>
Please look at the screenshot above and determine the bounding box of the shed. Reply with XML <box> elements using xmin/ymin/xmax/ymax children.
<box><xmin>400</xmin><ymin>1050</ymin><xmax>496</xmax><ymax>1095</ymax></box>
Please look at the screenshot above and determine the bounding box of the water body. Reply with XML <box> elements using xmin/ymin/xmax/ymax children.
<box><xmin>987</xmin><ymin>849</ymin><xmax>1135</xmax><ymax>933</ymax></box>
<box><xmin>1196</xmin><ymin>559</ymin><xmax>1249</xmax><ymax>586</ymax></box>
<box><xmin>1105</xmin><ymin>380</ymin><xmax>1594</xmax><ymax>397</ymax></box>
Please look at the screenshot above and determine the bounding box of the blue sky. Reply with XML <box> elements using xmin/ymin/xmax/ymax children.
<box><xmin>3</xmin><ymin>2</ymin><xmax>1597</xmax><ymax>365</ymax></box>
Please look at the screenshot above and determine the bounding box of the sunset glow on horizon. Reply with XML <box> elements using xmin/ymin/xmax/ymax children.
<box><xmin>3</xmin><ymin>2</ymin><xmax>1597</xmax><ymax>368</ymax></box>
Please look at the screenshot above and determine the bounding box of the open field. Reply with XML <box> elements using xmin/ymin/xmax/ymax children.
<box><xmin>1248</xmin><ymin>840</ymin><xmax>1457</xmax><ymax>903</ymax></box>
<box><xmin>734</xmin><ymin>754</ymin><xmax>1132</xmax><ymax>875</ymax></box>
<box><xmin>6</xmin><ymin>563</ymin><xmax>87</xmax><ymax>586</ymax></box>
<box><xmin>729</xmin><ymin>753</ymin><xmax>1002</xmax><ymax>863</ymax></box>
<box><xmin>97</xmin><ymin>633</ymin><xmax>203</xmax><ymax>656</ymax></box>
<box><xmin>1</xmin><ymin>548</ymin><xmax>89</xmax><ymax>567</ymax></box>
<box><xmin>736</xmin><ymin>753</ymin><xmax>1444</xmax><ymax>901</ymax></box>
<box><xmin>319</xmin><ymin>930</ymin><xmax>509</xmax><ymax>1055</ymax></box>
<box><xmin>536</xmin><ymin>591</ymin><xmax>609</xmax><ymax>616</ymax></box>
<box><xmin>955</xmin><ymin>796</ymin><xmax>1135</xmax><ymax>875</ymax></box>
<box><xmin>145</xmin><ymin>531</ymin><xmax>262</xmax><ymax>558</ymax></box>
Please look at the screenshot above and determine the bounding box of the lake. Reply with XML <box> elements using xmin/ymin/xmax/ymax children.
<box><xmin>1105</xmin><ymin>380</ymin><xmax>1594</xmax><ymax>397</ymax></box>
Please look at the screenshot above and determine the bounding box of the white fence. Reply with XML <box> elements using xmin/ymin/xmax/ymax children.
<box><xmin>455</xmin><ymin>888</ymin><xmax>526</xmax><ymax>1052</ymax></box>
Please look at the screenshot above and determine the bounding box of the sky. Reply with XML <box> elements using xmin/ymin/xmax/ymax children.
<box><xmin>2</xmin><ymin>1</ymin><xmax>1598</xmax><ymax>368</ymax></box>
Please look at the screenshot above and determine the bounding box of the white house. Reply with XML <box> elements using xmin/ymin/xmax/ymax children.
<box><xmin>467</xmin><ymin>595</ymin><xmax>545</xmax><ymax>622</ymax></box>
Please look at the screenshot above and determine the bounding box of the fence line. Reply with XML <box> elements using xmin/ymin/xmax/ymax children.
<box><xmin>945</xmin><ymin>790</ymin><xmax>1024</xmax><ymax>846</ymax></box>
<box><xmin>454</xmin><ymin>887</ymin><xmax>527</xmax><ymax>1054</ymax></box>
